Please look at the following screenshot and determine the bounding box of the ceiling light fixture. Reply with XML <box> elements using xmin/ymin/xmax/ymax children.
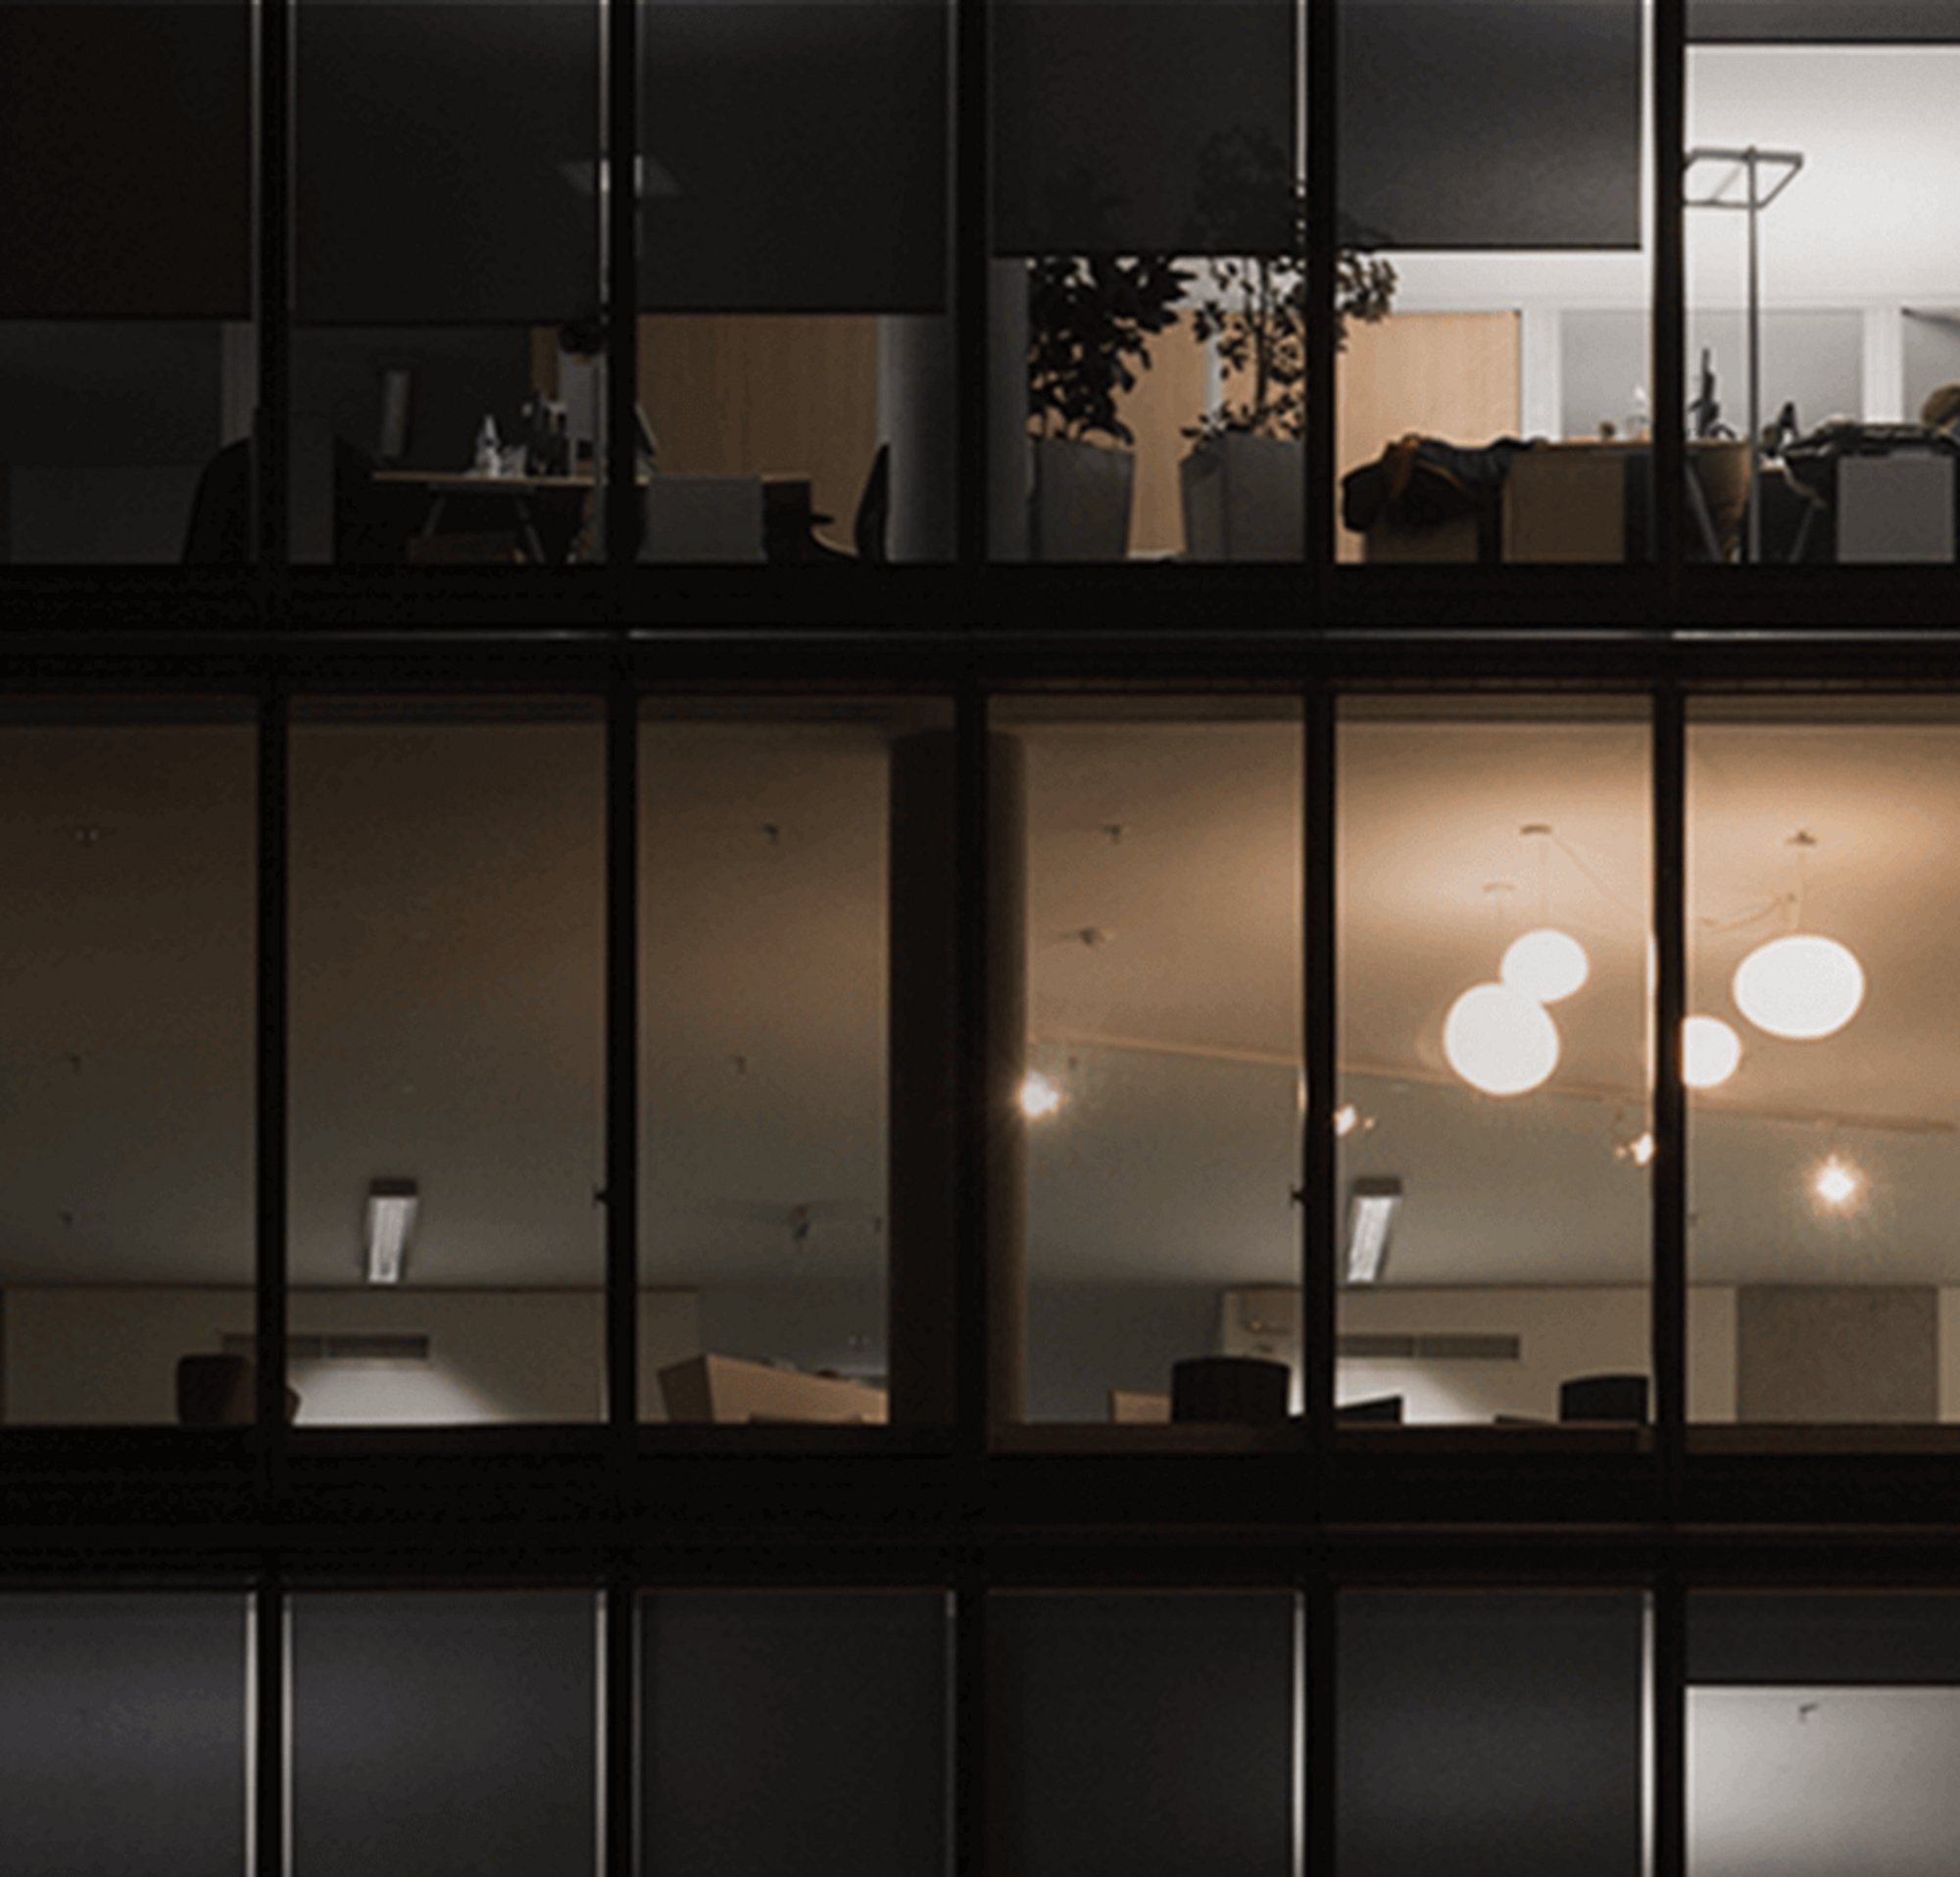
<box><xmin>1444</xmin><ymin>981</ymin><xmax>1560</xmax><ymax>1097</ymax></box>
<box><xmin>1019</xmin><ymin>1070</ymin><xmax>1061</xmax><ymax>1119</ymax></box>
<box><xmin>1345</xmin><ymin>1176</ymin><xmax>1403</xmax><ymax>1284</ymax></box>
<box><xmin>366</xmin><ymin>1179</ymin><xmax>418</xmax><ymax>1285</ymax></box>
<box><xmin>1682</xmin><ymin>1014</ymin><xmax>1743</xmax><ymax>1089</ymax></box>
<box><xmin>1732</xmin><ymin>831</ymin><xmax>1865</xmax><ymax>1041</ymax></box>
<box><xmin>1809</xmin><ymin>1154</ymin><xmax>1863</xmax><ymax>1211</ymax></box>
<box><xmin>1498</xmin><ymin>824</ymin><xmax>1590</xmax><ymax>1003</ymax></box>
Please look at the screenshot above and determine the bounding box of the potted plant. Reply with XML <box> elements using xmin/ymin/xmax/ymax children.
<box><xmin>1177</xmin><ymin>131</ymin><xmax>1396</xmax><ymax>559</ymax></box>
<box><xmin>1026</xmin><ymin>252</ymin><xmax>1191</xmax><ymax>560</ymax></box>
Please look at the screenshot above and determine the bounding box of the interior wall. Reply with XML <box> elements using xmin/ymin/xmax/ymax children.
<box><xmin>2</xmin><ymin>1287</ymin><xmax>700</xmax><ymax>1426</ymax></box>
<box><xmin>1027</xmin><ymin>1283</ymin><xmax>1221</xmax><ymax>1421</ymax></box>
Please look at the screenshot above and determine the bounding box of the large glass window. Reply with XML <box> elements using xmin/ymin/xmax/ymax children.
<box><xmin>995</xmin><ymin>698</ymin><xmax>1303</xmax><ymax>1434</ymax></box>
<box><xmin>1687</xmin><ymin>697</ymin><xmax>1960</xmax><ymax>1428</ymax></box>
<box><xmin>289</xmin><ymin>700</ymin><xmax>605</xmax><ymax>1423</ymax></box>
<box><xmin>1338</xmin><ymin>698</ymin><xmax>1651</xmax><ymax>1428</ymax></box>
<box><xmin>0</xmin><ymin>704</ymin><xmax>257</xmax><ymax>1425</ymax></box>
<box><xmin>1684</xmin><ymin>15</ymin><xmax>1960</xmax><ymax>566</ymax></box>
<box><xmin>1336</xmin><ymin>0</ymin><xmax>1652</xmax><ymax>568</ymax></box>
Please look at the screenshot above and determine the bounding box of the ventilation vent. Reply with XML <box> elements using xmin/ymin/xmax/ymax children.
<box><xmin>221</xmin><ymin>1332</ymin><xmax>431</xmax><ymax>1364</ymax></box>
<box><xmin>1337</xmin><ymin>1331</ymin><xmax>1521</xmax><ymax>1362</ymax></box>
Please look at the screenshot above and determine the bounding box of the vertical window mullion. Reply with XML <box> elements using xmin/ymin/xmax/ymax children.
<box><xmin>1303</xmin><ymin>681</ymin><xmax>1337</xmax><ymax>1481</ymax></box>
<box><xmin>606</xmin><ymin>675</ymin><xmax>639</xmax><ymax>1435</ymax></box>
<box><xmin>1303</xmin><ymin>0</ymin><xmax>1337</xmax><ymax>585</ymax></box>
<box><xmin>1652</xmin><ymin>683</ymin><xmax>1688</xmax><ymax>1495</ymax></box>
<box><xmin>256</xmin><ymin>0</ymin><xmax>292</xmax><ymax>581</ymax></box>
<box><xmin>606</xmin><ymin>0</ymin><xmax>640</xmax><ymax>576</ymax></box>
<box><xmin>255</xmin><ymin>681</ymin><xmax>290</xmax><ymax>1458</ymax></box>
<box><xmin>1652</xmin><ymin>0</ymin><xmax>1689</xmax><ymax>599</ymax></box>
<box><xmin>955</xmin><ymin>0</ymin><xmax>988</xmax><ymax>567</ymax></box>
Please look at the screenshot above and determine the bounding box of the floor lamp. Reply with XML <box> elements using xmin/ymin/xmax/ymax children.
<box><xmin>1684</xmin><ymin>145</ymin><xmax>1804</xmax><ymax>564</ymax></box>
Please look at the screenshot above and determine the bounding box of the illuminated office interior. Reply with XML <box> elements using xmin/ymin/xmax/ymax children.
<box><xmin>7</xmin><ymin>2</ymin><xmax>1960</xmax><ymax>1875</ymax></box>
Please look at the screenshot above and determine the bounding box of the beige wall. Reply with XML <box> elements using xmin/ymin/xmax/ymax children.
<box><xmin>3</xmin><ymin>1287</ymin><xmax>700</xmax><ymax>1426</ymax></box>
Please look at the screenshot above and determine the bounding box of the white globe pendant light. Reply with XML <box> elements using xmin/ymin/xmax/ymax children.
<box><xmin>1681</xmin><ymin>1014</ymin><xmax>1742</xmax><ymax>1089</ymax></box>
<box><xmin>1501</xmin><ymin>926</ymin><xmax>1590</xmax><ymax>1004</ymax></box>
<box><xmin>1733</xmin><ymin>932</ymin><xmax>1864</xmax><ymax>1041</ymax></box>
<box><xmin>1444</xmin><ymin>982</ymin><xmax>1560</xmax><ymax>1096</ymax></box>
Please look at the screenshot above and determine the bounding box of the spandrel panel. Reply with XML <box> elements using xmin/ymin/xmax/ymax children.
<box><xmin>293</xmin><ymin>1592</ymin><xmax>597</xmax><ymax>1877</ymax></box>
<box><xmin>1336</xmin><ymin>699</ymin><xmax>1651</xmax><ymax>1430</ymax></box>
<box><xmin>0</xmin><ymin>1592</ymin><xmax>248</xmax><ymax>1877</ymax></box>
<box><xmin>289</xmin><ymin>702</ymin><xmax>605</xmax><ymax>1425</ymax></box>
<box><xmin>0</xmin><ymin>707</ymin><xmax>256</xmax><ymax>1426</ymax></box>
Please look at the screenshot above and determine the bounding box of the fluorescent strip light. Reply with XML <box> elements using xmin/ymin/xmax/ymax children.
<box><xmin>366</xmin><ymin>1180</ymin><xmax>418</xmax><ymax>1286</ymax></box>
<box><xmin>1345</xmin><ymin>1176</ymin><xmax>1403</xmax><ymax>1285</ymax></box>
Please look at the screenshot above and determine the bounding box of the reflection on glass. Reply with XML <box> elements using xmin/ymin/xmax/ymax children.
<box><xmin>1337</xmin><ymin>699</ymin><xmax>1650</xmax><ymax>1428</ymax></box>
<box><xmin>641</xmin><ymin>1593</ymin><xmax>947</xmax><ymax>1877</ymax></box>
<box><xmin>1004</xmin><ymin>700</ymin><xmax>1302</xmax><ymax>1427</ymax></box>
<box><xmin>639</xmin><ymin>701</ymin><xmax>950</xmax><ymax>1427</ymax></box>
<box><xmin>0</xmin><ymin>1593</ymin><xmax>248</xmax><ymax>1875</ymax></box>
<box><xmin>1335</xmin><ymin>0</ymin><xmax>1650</xmax><ymax>567</ymax></box>
<box><xmin>992</xmin><ymin>1593</ymin><xmax>1296</xmax><ymax>1877</ymax></box>
<box><xmin>1341</xmin><ymin>1590</ymin><xmax>1644</xmax><ymax>1876</ymax></box>
<box><xmin>1689</xmin><ymin>1593</ymin><xmax>1960</xmax><ymax>1877</ymax></box>
<box><xmin>290</xmin><ymin>702</ymin><xmax>605</xmax><ymax>1424</ymax></box>
<box><xmin>0</xmin><ymin>707</ymin><xmax>256</xmax><ymax>1425</ymax></box>
<box><xmin>1685</xmin><ymin>32</ymin><xmax>1960</xmax><ymax>565</ymax></box>
<box><xmin>293</xmin><ymin>1592</ymin><xmax>596</xmax><ymax>1877</ymax></box>
<box><xmin>1687</xmin><ymin>700</ymin><xmax>1960</xmax><ymax>1427</ymax></box>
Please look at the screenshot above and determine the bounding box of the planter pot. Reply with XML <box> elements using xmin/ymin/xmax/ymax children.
<box><xmin>1179</xmin><ymin>432</ymin><xmax>1303</xmax><ymax>561</ymax></box>
<box><xmin>1030</xmin><ymin>436</ymin><xmax>1135</xmax><ymax>561</ymax></box>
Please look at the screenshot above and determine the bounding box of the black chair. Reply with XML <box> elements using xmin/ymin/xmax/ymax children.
<box><xmin>1558</xmin><ymin>1373</ymin><xmax>1649</xmax><ymax>1424</ymax></box>
<box><xmin>1170</xmin><ymin>1356</ymin><xmax>1291</xmax><ymax>1425</ymax></box>
<box><xmin>799</xmin><ymin>442</ymin><xmax>892</xmax><ymax>565</ymax></box>
<box><xmin>1336</xmin><ymin>1394</ymin><xmax>1405</xmax><ymax>1424</ymax></box>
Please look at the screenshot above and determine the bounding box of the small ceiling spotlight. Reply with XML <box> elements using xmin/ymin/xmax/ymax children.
<box><xmin>1682</xmin><ymin>1014</ymin><xmax>1743</xmax><ymax>1089</ymax></box>
<box><xmin>1809</xmin><ymin>1154</ymin><xmax>1864</xmax><ymax>1211</ymax></box>
<box><xmin>1615</xmin><ymin>1131</ymin><xmax>1657</xmax><ymax>1168</ymax></box>
<box><xmin>366</xmin><ymin>1179</ymin><xmax>418</xmax><ymax>1285</ymax></box>
<box><xmin>1019</xmin><ymin>1070</ymin><xmax>1061</xmax><ymax>1119</ymax></box>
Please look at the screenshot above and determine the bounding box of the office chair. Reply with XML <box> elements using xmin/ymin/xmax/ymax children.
<box><xmin>1170</xmin><ymin>1355</ymin><xmax>1291</xmax><ymax>1425</ymax></box>
<box><xmin>804</xmin><ymin>442</ymin><xmax>892</xmax><ymax>564</ymax></box>
<box><xmin>1558</xmin><ymin>1373</ymin><xmax>1649</xmax><ymax>1423</ymax></box>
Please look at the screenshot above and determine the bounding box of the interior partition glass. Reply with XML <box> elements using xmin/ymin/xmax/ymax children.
<box><xmin>639</xmin><ymin>0</ymin><xmax>951</xmax><ymax>562</ymax></box>
<box><xmin>0</xmin><ymin>702</ymin><xmax>256</xmax><ymax>1426</ymax></box>
<box><xmin>641</xmin><ymin>1592</ymin><xmax>948</xmax><ymax>1875</ymax></box>
<box><xmin>0</xmin><ymin>1592</ymin><xmax>249</xmax><ymax>1875</ymax></box>
<box><xmin>991</xmin><ymin>1592</ymin><xmax>1297</xmax><ymax>1877</ymax></box>
<box><xmin>1337</xmin><ymin>698</ymin><xmax>1651</xmax><ymax>1429</ymax></box>
<box><xmin>998</xmin><ymin>697</ymin><xmax>1302</xmax><ymax>1434</ymax></box>
<box><xmin>1684</xmin><ymin>13</ymin><xmax>1960</xmax><ymax>566</ymax></box>
<box><xmin>289</xmin><ymin>700</ymin><xmax>605</xmax><ymax>1424</ymax></box>
<box><xmin>0</xmin><ymin>1</ymin><xmax>254</xmax><ymax>564</ymax></box>
<box><xmin>1686</xmin><ymin>697</ymin><xmax>1960</xmax><ymax>1429</ymax></box>
<box><xmin>639</xmin><ymin>699</ymin><xmax>951</xmax><ymax>1428</ymax></box>
<box><xmin>292</xmin><ymin>1591</ymin><xmax>597</xmax><ymax>1877</ymax></box>
<box><xmin>1335</xmin><ymin>0</ymin><xmax>1652</xmax><ymax>567</ymax></box>
<box><xmin>991</xmin><ymin>0</ymin><xmax>1302</xmax><ymax>562</ymax></box>
<box><xmin>1689</xmin><ymin>1591</ymin><xmax>1960</xmax><ymax>1877</ymax></box>
<box><xmin>294</xmin><ymin>0</ymin><xmax>601</xmax><ymax>565</ymax></box>
<box><xmin>1339</xmin><ymin>1590</ymin><xmax>1645</xmax><ymax>1877</ymax></box>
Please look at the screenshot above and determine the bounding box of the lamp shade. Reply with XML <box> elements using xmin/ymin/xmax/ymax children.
<box><xmin>1681</xmin><ymin>1014</ymin><xmax>1742</xmax><ymax>1089</ymax></box>
<box><xmin>1732</xmin><ymin>933</ymin><xmax>1865</xmax><ymax>1040</ymax></box>
<box><xmin>1501</xmin><ymin>926</ymin><xmax>1590</xmax><ymax>1004</ymax></box>
<box><xmin>1444</xmin><ymin>981</ymin><xmax>1560</xmax><ymax>1096</ymax></box>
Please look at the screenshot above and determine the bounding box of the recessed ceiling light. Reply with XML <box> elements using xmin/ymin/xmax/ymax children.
<box><xmin>366</xmin><ymin>1180</ymin><xmax>418</xmax><ymax>1284</ymax></box>
<box><xmin>1346</xmin><ymin>1177</ymin><xmax>1403</xmax><ymax>1284</ymax></box>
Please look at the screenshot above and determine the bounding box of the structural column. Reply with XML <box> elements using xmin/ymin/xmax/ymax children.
<box><xmin>888</xmin><ymin>728</ymin><xmax>1028</xmax><ymax>1426</ymax></box>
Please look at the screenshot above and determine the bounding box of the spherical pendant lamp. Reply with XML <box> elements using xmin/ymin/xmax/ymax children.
<box><xmin>1500</xmin><ymin>926</ymin><xmax>1590</xmax><ymax>1004</ymax></box>
<box><xmin>1444</xmin><ymin>982</ymin><xmax>1560</xmax><ymax>1096</ymax></box>
<box><xmin>1732</xmin><ymin>933</ymin><xmax>1865</xmax><ymax>1041</ymax></box>
<box><xmin>1681</xmin><ymin>1014</ymin><xmax>1742</xmax><ymax>1089</ymax></box>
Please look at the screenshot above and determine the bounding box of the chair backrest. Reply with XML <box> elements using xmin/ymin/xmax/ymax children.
<box><xmin>176</xmin><ymin>1354</ymin><xmax>253</xmax><ymax>1425</ymax></box>
<box><xmin>640</xmin><ymin>474</ymin><xmax>765</xmax><ymax>564</ymax></box>
<box><xmin>1170</xmin><ymin>1355</ymin><xmax>1291</xmax><ymax>1425</ymax></box>
<box><xmin>1559</xmin><ymin>1373</ymin><xmax>1649</xmax><ymax>1423</ymax></box>
<box><xmin>854</xmin><ymin>442</ymin><xmax>891</xmax><ymax>564</ymax></box>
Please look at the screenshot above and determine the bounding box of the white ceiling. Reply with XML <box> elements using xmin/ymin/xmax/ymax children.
<box><xmin>4</xmin><ymin>702</ymin><xmax>1959</xmax><ymax>1298</ymax></box>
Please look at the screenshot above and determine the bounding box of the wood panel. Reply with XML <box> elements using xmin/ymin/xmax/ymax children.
<box><xmin>1335</xmin><ymin>312</ymin><xmax>1522</xmax><ymax>562</ymax></box>
<box><xmin>638</xmin><ymin>315</ymin><xmax>879</xmax><ymax>541</ymax></box>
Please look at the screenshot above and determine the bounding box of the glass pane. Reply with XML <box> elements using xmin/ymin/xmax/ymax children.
<box><xmin>990</xmin><ymin>1593</ymin><xmax>1297</xmax><ymax>1877</ymax></box>
<box><xmin>1685</xmin><ymin>27</ymin><xmax>1960</xmax><ymax>565</ymax></box>
<box><xmin>1337</xmin><ymin>0</ymin><xmax>1651</xmax><ymax>568</ymax></box>
<box><xmin>1687</xmin><ymin>698</ymin><xmax>1960</xmax><ymax>1427</ymax></box>
<box><xmin>1337</xmin><ymin>698</ymin><xmax>1650</xmax><ymax>1429</ymax></box>
<box><xmin>0</xmin><ymin>1592</ymin><xmax>249</xmax><ymax>1877</ymax></box>
<box><xmin>994</xmin><ymin>698</ymin><xmax>1302</xmax><ymax>1434</ymax></box>
<box><xmin>1690</xmin><ymin>1592</ymin><xmax>1960</xmax><ymax>1877</ymax></box>
<box><xmin>0</xmin><ymin>705</ymin><xmax>257</xmax><ymax>1425</ymax></box>
<box><xmin>1340</xmin><ymin>1590</ymin><xmax>1645</xmax><ymax>1877</ymax></box>
<box><xmin>294</xmin><ymin>0</ymin><xmax>601</xmax><ymax>564</ymax></box>
<box><xmin>993</xmin><ymin>0</ymin><xmax>1301</xmax><ymax>562</ymax></box>
<box><xmin>293</xmin><ymin>1591</ymin><xmax>596</xmax><ymax>1877</ymax></box>
<box><xmin>289</xmin><ymin>701</ymin><xmax>605</xmax><ymax>1424</ymax></box>
<box><xmin>640</xmin><ymin>699</ymin><xmax>951</xmax><ymax>1428</ymax></box>
<box><xmin>640</xmin><ymin>1592</ymin><xmax>947</xmax><ymax>1877</ymax></box>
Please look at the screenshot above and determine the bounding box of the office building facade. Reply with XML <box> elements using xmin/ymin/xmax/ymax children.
<box><xmin>4</xmin><ymin>1</ymin><xmax>1960</xmax><ymax>1873</ymax></box>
